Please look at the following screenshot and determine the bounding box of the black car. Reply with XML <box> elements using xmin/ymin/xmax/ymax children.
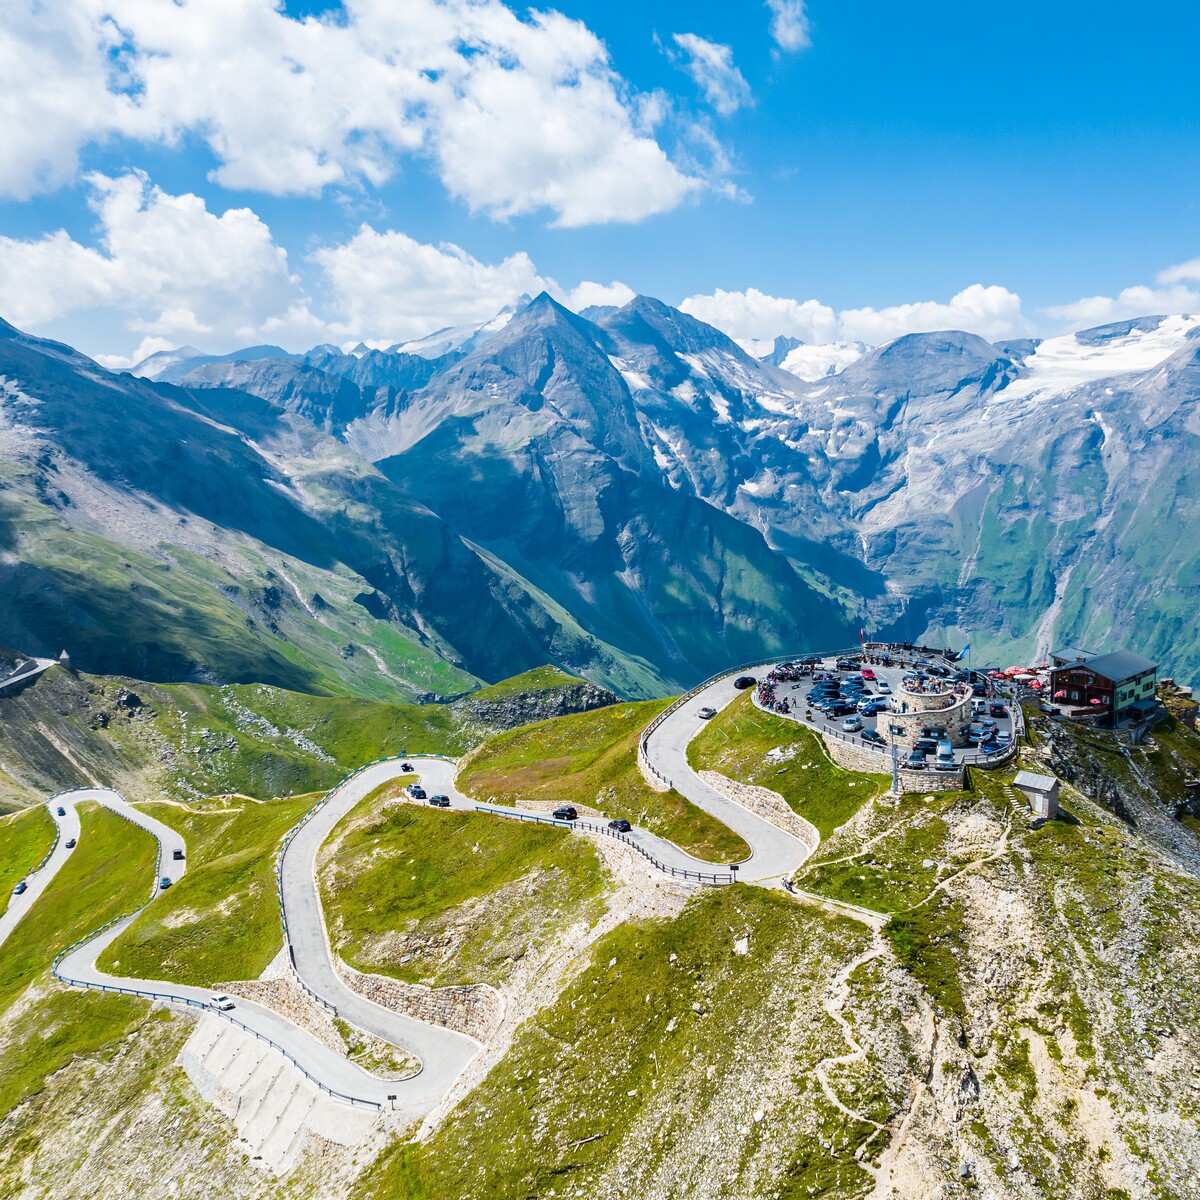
<box><xmin>861</xmin><ymin>729</ymin><xmax>886</xmax><ymax>746</ymax></box>
<box><xmin>408</xmin><ymin>785</ymin><xmax>427</xmax><ymax>800</ymax></box>
<box><xmin>429</xmin><ymin>794</ymin><xmax>451</xmax><ymax>808</ymax></box>
<box><xmin>733</xmin><ymin>675</ymin><xmax>757</xmax><ymax>690</ymax></box>
<box><xmin>65</xmin><ymin>838</ymin><xmax>77</xmax><ymax>848</ymax></box>
<box><xmin>13</xmin><ymin>880</ymin><xmax>27</xmax><ymax>895</ymax></box>
<box><xmin>56</xmin><ymin>806</ymin><xmax>66</xmax><ymax>816</ymax></box>
<box><xmin>553</xmin><ymin>806</ymin><xmax>578</xmax><ymax>821</ymax></box>
<box><xmin>608</xmin><ymin>818</ymin><xmax>632</xmax><ymax>832</ymax></box>
<box><xmin>826</xmin><ymin>702</ymin><xmax>858</xmax><ymax>718</ymax></box>
<box><xmin>172</xmin><ymin>848</ymin><xmax>185</xmax><ymax>860</ymax></box>
<box><xmin>990</xmin><ymin>703</ymin><xmax>1007</xmax><ymax>717</ymax></box>
<box><xmin>401</xmin><ymin>762</ymin><xmax>414</xmax><ymax>772</ymax></box>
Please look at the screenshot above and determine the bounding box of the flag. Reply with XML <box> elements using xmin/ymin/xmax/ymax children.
<box><xmin>859</xmin><ymin>627</ymin><xmax>866</xmax><ymax>643</ymax></box>
<box><xmin>961</xmin><ymin>642</ymin><xmax>971</xmax><ymax>655</ymax></box>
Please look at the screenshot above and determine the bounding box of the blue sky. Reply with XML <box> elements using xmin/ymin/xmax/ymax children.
<box><xmin>1</xmin><ymin>0</ymin><xmax>1197</xmax><ymax>364</ymax></box>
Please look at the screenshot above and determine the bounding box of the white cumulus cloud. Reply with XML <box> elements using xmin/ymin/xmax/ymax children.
<box><xmin>680</xmin><ymin>283</ymin><xmax>1033</xmax><ymax>345</ymax></box>
<box><xmin>1043</xmin><ymin>256</ymin><xmax>1200</xmax><ymax>327</ymax></box>
<box><xmin>0</xmin><ymin>172</ymin><xmax>318</xmax><ymax>347</ymax></box>
<box><xmin>314</xmin><ymin>224</ymin><xmax>636</xmax><ymax>341</ymax></box>
<box><xmin>671</xmin><ymin>34</ymin><xmax>752</xmax><ymax>116</ymax></box>
<box><xmin>314</xmin><ymin>228</ymin><xmax>549</xmax><ymax>343</ymax></box>
<box><xmin>764</xmin><ymin>0</ymin><xmax>812</xmax><ymax>52</ymax></box>
<box><xmin>0</xmin><ymin>0</ymin><xmax>708</xmax><ymax>227</ymax></box>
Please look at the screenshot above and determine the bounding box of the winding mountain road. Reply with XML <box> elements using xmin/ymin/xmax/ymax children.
<box><xmin>5</xmin><ymin>682</ymin><xmax>824</xmax><ymax>1116</ymax></box>
<box><xmin>640</xmin><ymin>672</ymin><xmax>812</xmax><ymax>883</ymax></box>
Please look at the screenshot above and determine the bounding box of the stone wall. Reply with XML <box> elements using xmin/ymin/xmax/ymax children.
<box><xmin>218</xmin><ymin>976</ymin><xmax>344</xmax><ymax>1053</ymax></box>
<box><xmin>819</xmin><ymin>734</ymin><xmax>964</xmax><ymax>793</ymax></box>
<box><xmin>885</xmin><ymin>684</ymin><xmax>974</xmax><ymax>747</ymax></box>
<box><xmin>337</xmin><ymin>959</ymin><xmax>504</xmax><ymax>1042</ymax></box>
<box><xmin>697</xmin><ymin>770</ymin><xmax>818</xmax><ymax>854</ymax></box>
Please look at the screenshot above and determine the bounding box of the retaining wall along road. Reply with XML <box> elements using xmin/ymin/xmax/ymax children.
<box><xmin>819</xmin><ymin>736</ymin><xmax>965</xmax><ymax>791</ymax></box>
<box><xmin>336</xmin><ymin>959</ymin><xmax>504</xmax><ymax>1043</ymax></box>
<box><xmin>697</xmin><ymin>770</ymin><xmax>819</xmax><ymax>852</ymax></box>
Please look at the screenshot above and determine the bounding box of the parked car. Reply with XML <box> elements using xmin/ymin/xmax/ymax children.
<box><xmin>905</xmin><ymin>752</ymin><xmax>927</xmax><ymax>770</ymax></box>
<box><xmin>13</xmin><ymin>880</ymin><xmax>28</xmax><ymax>895</ymax></box>
<box><xmin>836</xmin><ymin>658</ymin><xmax>857</xmax><ymax>670</ymax></box>
<box><xmin>828</xmin><ymin>702</ymin><xmax>858</xmax><ymax>718</ymax></box>
<box><xmin>56</xmin><ymin>806</ymin><xmax>66</xmax><ymax>816</ymax></box>
<box><xmin>861</xmin><ymin>729</ymin><xmax>886</xmax><ymax>746</ymax></box>
<box><xmin>733</xmin><ymin>675</ymin><xmax>757</xmax><ymax>690</ymax></box>
<box><xmin>210</xmin><ymin>993</ymin><xmax>235</xmax><ymax>1011</ymax></box>
<box><xmin>65</xmin><ymin>838</ymin><xmax>76</xmax><ymax>848</ymax></box>
<box><xmin>172</xmin><ymin>848</ymin><xmax>185</xmax><ymax>860</ymax></box>
<box><xmin>990</xmin><ymin>703</ymin><xmax>1007</xmax><ymax>717</ymax></box>
<box><xmin>842</xmin><ymin>715</ymin><xmax>864</xmax><ymax>732</ymax></box>
<box><xmin>552</xmin><ymin>806</ymin><xmax>578</xmax><ymax>821</ymax></box>
<box><xmin>159</xmin><ymin>876</ymin><xmax>172</xmax><ymax>890</ymax></box>
<box><xmin>408</xmin><ymin>785</ymin><xmax>427</xmax><ymax>800</ymax></box>
<box><xmin>429</xmin><ymin>794</ymin><xmax>451</xmax><ymax>808</ymax></box>
<box><xmin>608</xmin><ymin>818</ymin><xmax>632</xmax><ymax>832</ymax></box>
<box><xmin>935</xmin><ymin>740</ymin><xmax>956</xmax><ymax>770</ymax></box>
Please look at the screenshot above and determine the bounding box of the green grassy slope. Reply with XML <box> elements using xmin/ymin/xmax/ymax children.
<box><xmin>98</xmin><ymin>792</ymin><xmax>317</xmax><ymax>986</ymax></box>
<box><xmin>457</xmin><ymin>699</ymin><xmax>751</xmax><ymax>862</ymax></box>
<box><xmin>0</xmin><ymin>668</ymin><xmax>473</xmax><ymax>811</ymax></box>
<box><xmin>0</xmin><ymin>804</ymin><xmax>55</xmax><ymax>912</ymax></box>
<box><xmin>320</xmin><ymin>781</ymin><xmax>609</xmax><ymax>989</ymax></box>
<box><xmin>467</xmin><ymin>665</ymin><xmax>585</xmax><ymax>701</ymax></box>
<box><xmin>355</xmin><ymin>886</ymin><xmax>876</xmax><ymax>1200</ymax></box>
<box><xmin>0</xmin><ymin>804</ymin><xmax>157</xmax><ymax>1118</ymax></box>
<box><xmin>689</xmin><ymin>693</ymin><xmax>889</xmax><ymax>838</ymax></box>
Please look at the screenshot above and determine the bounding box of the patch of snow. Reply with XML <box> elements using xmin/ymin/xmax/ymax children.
<box><xmin>608</xmin><ymin>355</ymin><xmax>651</xmax><ymax>392</ymax></box>
<box><xmin>779</xmin><ymin>342</ymin><xmax>869</xmax><ymax>382</ymax></box>
<box><xmin>1001</xmin><ymin>314</ymin><xmax>1200</xmax><ymax>402</ymax></box>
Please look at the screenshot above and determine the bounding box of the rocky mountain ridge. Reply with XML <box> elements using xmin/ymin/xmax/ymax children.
<box><xmin>156</xmin><ymin>297</ymin><xmax>1200</xmax><ymax>685</ymax></box>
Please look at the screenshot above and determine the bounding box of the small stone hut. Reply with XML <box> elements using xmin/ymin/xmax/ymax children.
<box><xmin>1014</xmin><ymin>770</ymin><xmax>1060</xmax><ymax>819</ymax></box>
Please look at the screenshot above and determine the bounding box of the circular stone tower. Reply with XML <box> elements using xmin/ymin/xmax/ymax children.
<box><xmin>882</xmin><ymin>680</ymin><xmax>974</xmax><ymax>747</ymax></box>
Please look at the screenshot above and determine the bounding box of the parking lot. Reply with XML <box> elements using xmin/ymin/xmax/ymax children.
<box><xmin>753</xmin><ymin>652</ymin><xmax>1019</xmax><ymax>770</ymax></box>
